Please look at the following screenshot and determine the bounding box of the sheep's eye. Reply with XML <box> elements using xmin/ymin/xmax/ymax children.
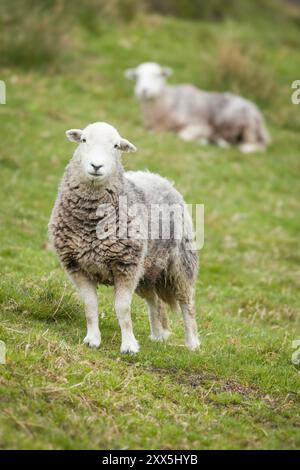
<box><xmin>81</xmin><ymin>138</ymin><xmax>86</xmax><ymax>143</ymax></box>
<box><xmin>114</xmin><ymin>144</ymin><xmax>119</xmax><ymax>149</ymax></box>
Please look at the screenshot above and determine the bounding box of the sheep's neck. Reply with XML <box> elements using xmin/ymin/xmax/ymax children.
<box><xmin>66</xmin><ymin>162</ymin><xmax>124</xmax><ymax>207</ymax></box>
<box><xmin>141</xmin><ymin>87</ymin><xmax>181</xmax><ymax>132</ymax></box>
<box><xmin>141</xmin><ymin>89</ymin><xmax>167</xmax><ymax>130</ymax></box>
<box><xmin>78</xmin><ymin>175</ymin><xmax>123</xmax><ymax>205</ymax></box>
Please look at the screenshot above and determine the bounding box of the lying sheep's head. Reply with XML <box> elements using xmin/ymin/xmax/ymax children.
<box><xmin>66</xmin><ymin>122</ymin><xmax>136</xmax><ymax>184</ymax></box>
<box><xmin>125</xmin><ymin>62</ymin><xmax>172</xmax><ymax>100</ymax></box>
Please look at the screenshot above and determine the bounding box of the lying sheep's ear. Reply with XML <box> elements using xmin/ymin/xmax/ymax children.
<box><xmin>66</xmin><ymin>129</ymin><xmax>83</xmax><ymax>143</ymax></box>
<box><xmin>125</xmin><ymin>68</ymin><xmax>137</xmax><ymax>80</ymax></box>
<box><xmin>119</xmin><ymin>138</ymin><xmax>137</xmax><ymax>153</ymax></box>
<box><xmin>161</xmin><ymin>66</ymin><xmax>173</xmax><ymax>77</ymax></box>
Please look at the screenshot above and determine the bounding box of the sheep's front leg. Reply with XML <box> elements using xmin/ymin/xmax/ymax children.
<box><xmin>69</xmin><ymin>271</ymin><xmax>101</xmax><ymax>348</ymax></box>
<box><xmin>178</xmin><ymin>124</ymin><xmax>212</xmax><ymax>144</ymax></box>
<box><xmin>114</xmin><ymin>282</ymin><xmax>139</xmax><ymax>354</ymax></box>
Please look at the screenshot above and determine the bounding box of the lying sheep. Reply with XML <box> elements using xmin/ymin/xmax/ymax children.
<box><xmin>125</xmin><ymin>62</ymin><xmax>270</xmax><ymax>153</ymax></box>
<box><xmin>49</xmin><ymin>122</ymin><xmax>200</xmax><ymax>353</ymax></box>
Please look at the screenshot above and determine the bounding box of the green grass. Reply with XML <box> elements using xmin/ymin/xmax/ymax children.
<box><xmin>0</xmin><ymin>7</ymin><xmax>300</xmax><ymax>450</ymax></box>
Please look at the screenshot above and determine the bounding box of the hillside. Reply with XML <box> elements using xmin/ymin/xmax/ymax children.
<box><xmin>0</xmin><ymin>1</ymin><xmax>300</xmax><ymax>449</ymax></box>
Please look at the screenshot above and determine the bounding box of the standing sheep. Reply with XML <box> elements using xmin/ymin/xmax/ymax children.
<box><xmin>49</xmin><ymin>122</ymin><xmax>200</xmax><ymax>354</ymax></box>
<box><xmin>125</xmin><ymin>62</ymin><xmax>270</xmax><ymax>153</ymax></box>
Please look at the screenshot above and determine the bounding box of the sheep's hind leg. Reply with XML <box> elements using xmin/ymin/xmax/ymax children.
<box><xmin>146</xmin><ymin>293</ymin><xmax>171</xmax><ymax>342</ymax></box>
<box><xmin>239</xmin><ymin>142</ymin><xmax>265</xmax><ymax>153</ymax></box>
<box><xmin>114</xmin><ymin>280</ymin><xmax>139</xmax><ymax>354</ymax></box>
<box><xmin>69</xmin><ymin>271</ymin><xmax>101</xmax><ymax>348</ymax></box>
<box><xmin>180</xmin><ymin>291</ymin><xmax>200</xmax><ymax>351</ymax></box>
<box><xmin>239</xmin><ymin>127</ymin><xmax>265</xmax><ymax>153</ymax></box>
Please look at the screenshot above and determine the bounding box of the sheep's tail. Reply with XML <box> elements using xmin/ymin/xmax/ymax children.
<box><xmin>256</xmin><ymin>114</ymin><xmax>271</xmax><ymax>146</ymax></box>
<box><xmin>240</xmin><ymin>111</ymin><xmax>271</xmax><ymax>153</ymax></box>
<box><xmin>180</xmin><ymin>205</ymin><xmax>199</xmax><ymax>283</ymax></box>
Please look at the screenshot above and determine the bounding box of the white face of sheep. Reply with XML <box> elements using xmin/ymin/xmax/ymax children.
<box><xmin>125</xmin><ymin>62</ymin><xmax>173</xmax><ymax>100</ymax></box>
<box><xmin>66</xmin><ymin>122</ymin><xmax>136</xmax><ymax>184</ymax></box>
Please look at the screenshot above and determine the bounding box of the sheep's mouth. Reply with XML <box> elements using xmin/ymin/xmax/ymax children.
<box><xmin>88</xmin><ymin>172</ymin><xmax>103</xmax><ymax>177</ymax></box>
<box><xmin>138</xmin><ymin>93</ymin><xmax>155</xmax><ymax>101</ymax></box>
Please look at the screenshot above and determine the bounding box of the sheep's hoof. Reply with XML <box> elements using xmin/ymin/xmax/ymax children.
<box><xmin>120</xmin><ymin>338</ymin><xmax>140</xmax><ymax>354</ymax></box>
<box><xmin>186</xmin><ymin>337</ymin><xmax>201</xmax><ymax>351</ymax></box>
<box><xmin>239</xmin><ymin>143</ymin><xmax>264</xmax><ymax>154</ymax></box>
<box><xmin>83</xmin><ymin>333</ymin><xmax>101</xmax><ymax>348</ymax></box>
<box><xmin>150</xmin><ymin>329</ymin><xmax>172</xmax><ymax>342</ymax></box>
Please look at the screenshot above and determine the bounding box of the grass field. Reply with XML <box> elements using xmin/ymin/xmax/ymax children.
<box><xmin>1</xmin><ymin>2</ymin><xmax>300</xmax><ymax>449</ymax></box>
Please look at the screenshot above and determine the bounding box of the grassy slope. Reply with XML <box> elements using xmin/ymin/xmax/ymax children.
<box><xmin>0</xmin><ymin>13</ymin><xmax>300</xmax><ymax>449</ymax></box>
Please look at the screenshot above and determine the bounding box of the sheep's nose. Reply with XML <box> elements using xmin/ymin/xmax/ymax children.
<box><xmin>91</xmin><ymin>164</ymin><xmax>103</xmax><ymax>172</ymax></box>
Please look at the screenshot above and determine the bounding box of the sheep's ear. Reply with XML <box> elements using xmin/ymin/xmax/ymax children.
<box><xmin>66</xmin><ymin>129</ymin><xmax>83</xmax><ymax>143</ymax></box>
<box><xmin>161</xmin><ymin>66</ymin><xmax>173</xmax><ymax>77</ymax></box>
<box><xmin>125</xmin><ymin>68</ymin><xmax>137</xmax><ymax>80</ymax></box>
<box><xmin>119</xmin><ymin>138</ymin><xmax>137</xmax><ymax>153</ymax></box>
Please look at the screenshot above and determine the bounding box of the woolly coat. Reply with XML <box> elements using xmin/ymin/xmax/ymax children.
<box><xmin>49</xmin><ymin>158</ymin><xmax>198</xmax><ymax>305</ymax></box>
<box><xmin>141</xmin><ymin>84</ymin><xmax>270</xmax><ymax>145</ymax></box>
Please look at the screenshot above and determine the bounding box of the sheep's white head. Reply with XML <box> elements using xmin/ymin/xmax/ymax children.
<box><xmin>66</xmin><ymin>122</ymin><xmax>136</xmax><ymax>184</ymax></box>
<box><xmin>125</xmin><ymin>62</ymin><xmax>172</xmax><ymax>100</ymax></box>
